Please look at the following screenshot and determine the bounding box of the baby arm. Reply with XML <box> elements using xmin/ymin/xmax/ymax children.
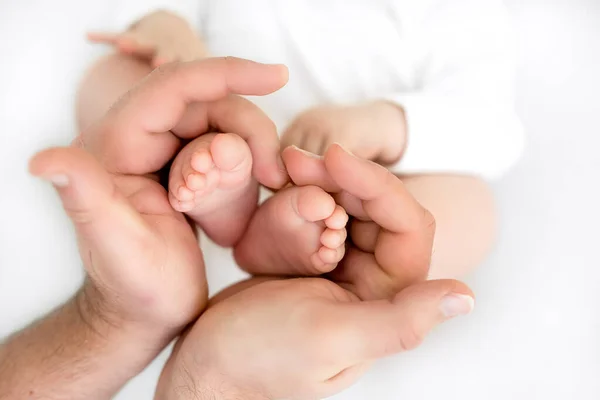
<box><xmin>78</xmin><ymin>9</ymin><xmax>208</xmax><ymax>130</ymax></box>
<box><xmin>88</xmin><ymin>10</ymin><xmax>208</xmax><ymax>68</ymax></box>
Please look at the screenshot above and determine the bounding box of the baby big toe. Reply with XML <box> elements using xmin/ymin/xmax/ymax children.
<box><xmin>295</xmin><ymin>186</ymin><xmax>336</xmax><ymax>223</ymax></box>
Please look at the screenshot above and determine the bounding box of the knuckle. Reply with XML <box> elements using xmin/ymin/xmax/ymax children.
<box><xmin>396</xmin><ymin>326</ymin><xmax>425</xmax><ymax>352</ymax></box>
<box><xmin>222</xmin><ymin>55</ymin><xmax>238</xmax><ymax>71</ymax></box>
<box><xmin>152</xmin><ymin>62</ymin><xmax>173</xmax><ymax>77</ymax></box>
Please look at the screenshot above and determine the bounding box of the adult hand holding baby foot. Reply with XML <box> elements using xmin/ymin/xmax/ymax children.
<box><xmin>156</xmin><ymin>144</ymin><xmax>474</xmax><ymax>400</ymax></box>
<box><xmin>282</xmin><ymin>144</ymin><xmax>435</xmax><ymax>300</ymax></box>
<box><xmin>10</xmin><ymin>56</ymin><xmax>474</xmax><ymax>400</ymax></box>
<box><xmin>233</xmin><ymin>102</ymin><xmax>410</xmax><ymax>276</ymax></box>
<box><xmin>281</xmin><ymin>101</ymin><xmax>407</xmax><ymax>165</ymax></box>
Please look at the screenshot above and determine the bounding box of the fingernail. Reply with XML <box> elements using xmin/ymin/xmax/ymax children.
<box><xmin>267</xmin><ymin>62</ymin><xmax>288</xmax><ymax>71</ymax></box>
<box><xmin>43</xmin><ymin>174</ymin><xmax>70</xmax><ymax>188</ymax></box>
<box><xmin>332</xmin><ymin>142</ymin><xmax>354</xmax><ymax>156</ymax></box>
<box><xmin>291</xmin><ymin>146</ymin><xmax>321</xmax><ymax>159</ymax></box>
<box><xmin>440</xmin><ymin>293</ymin><xmax>474</xmax><ymax>318</ymax></box>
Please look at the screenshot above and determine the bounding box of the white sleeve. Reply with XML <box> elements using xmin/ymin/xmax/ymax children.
<box><xmin>110</xmin><ymin>0</ymin><xmax>201</xmax><ymax>31</ymax></box>
<box><xmin>386</xmin><ymin>0</ymin><xmax>525</xmax><ymax>180</ymax></box>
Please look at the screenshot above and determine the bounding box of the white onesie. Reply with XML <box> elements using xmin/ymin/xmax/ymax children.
<box><xmin>111</xmin><ymin>0</ymin><xmax>524</xmax><ymax>179</ymax></box>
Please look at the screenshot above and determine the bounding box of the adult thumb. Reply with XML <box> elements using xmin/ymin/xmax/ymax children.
<box><xmin>337</xmin><ymin>279</ymin><xmax>475</xmax><ymax>363</ymax></box>
<box><xmin>29</xmin><ymin>147</ymin><xmax>148</xmax><ymax>255</ymax></box>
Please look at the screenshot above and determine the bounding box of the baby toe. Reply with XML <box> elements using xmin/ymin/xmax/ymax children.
<box><xmin>168</xmin><ymin>187</ymin><xmax>196</xmax><ymax>212</ymax></box>
<box><xmin>324</xmin><ymin>205</ymin><xmax>349</xmax><ymax>230</ymax></box>
<box><xmin>190</xmin><ymin>149</ymin><xmax>214</xmax><ymax>173</ymax></box>
<box><xmin>317</xmin><ymin>246</ymin><xmax>345</xmax><ymax>266</ymax></box>
<box><xmin>210</xmin><ymin>133</ymin><xmax>252</xmax><ymax>172</ymax></box>
<box><xmin>320</xmin><ymin>228</ymin><xmax>347</xmax><ymax>249</ymax></box>
<box><xmin>295</xmin><ymin>186</ymin><xmax>336</xmax><ymax>223</ymax></box>
<box><xmin>176</xmin><ymin>185</ymin><xmax>195</xmax><ymax>202</ymax></box>
<box><xmin>185</xmin><ymin>172</ymin><xmax>207</xmax><ymax>192</ymax></box>
<box><xmin>309</xmin><ymin>252</ymin><xmax>336</xmax><ymax>274</ymax></box>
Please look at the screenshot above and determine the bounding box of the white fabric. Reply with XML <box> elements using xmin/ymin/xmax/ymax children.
<box><xmin>114</xmin><ymin>0</ymin><xmax>524</xmax><ymax>179</ymax></box>
<box><xmin>112</xmin><ymin>0</ymin><xmax>201</xmax><ymax>31</ymax></box>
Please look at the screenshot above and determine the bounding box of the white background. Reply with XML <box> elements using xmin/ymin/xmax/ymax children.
<box><xmin>1</xmin><ymin>0</ymin><xmax>599</xmax><ymax>399</ymax></box>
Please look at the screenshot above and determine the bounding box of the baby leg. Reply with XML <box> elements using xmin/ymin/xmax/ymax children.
<box><xmin>77</xmin><ymin>53</ymin><xmax>152</xmax><ymax>130</ymax></box>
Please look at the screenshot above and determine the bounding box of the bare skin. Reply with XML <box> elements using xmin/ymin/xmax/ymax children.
<box><xmin>281</xmin><ymin>146</ymin><xmax>497</xmax><ymax>280</ymax></box>
<box><xmin>78</xmin><ymin>53</ymin><xmax>350</xmax><ymax>270</ymax></box>
<box><xmin>400</xmin><ymin>174</ymin><xmax>496</xmax><ymax>279</ymax></box>
<box><xmin>281</xmin><ymin>99</ymin><xmax>497</xmax><ymax>279</ymax></box>
<box><xmin>88</xmin><ymin>10</ymin><xmax>208</xmax><ymax>68</ymax></box>
<box><xmin>234</xmin><ymin>185</ymin><xmax>349</xmax><ymax>275</ymax></box>
<box><xmin>77</xmin><ymin>52</ymin><xmax>496</xmax><ymax>279</ymax></box>
<box><xmin>281</xmin><ymin>101</ymin><xmax>407</xmax><ymax>164</ymax></box>
<box><xmin>1</xmin><ymin>58</ymin><xmax>475</xmax><ymax>400</ymax></box>
<box><xmin>0</xmin><ymin>58</ymin><xmax>290</xmax><ymax>400</ymax></box>
<box><xmin>76</xmin><ymin>53</ymin><xmax>152</xmax><ymax>130</ymax></box>
<box><xmin>156</xmin><ymin>144</ymin><xmax>476</xmax><ymax>400</ymax></box>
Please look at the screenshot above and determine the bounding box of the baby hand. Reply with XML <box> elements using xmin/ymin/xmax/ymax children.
<box><xmin>88</xmin><ymin>10</ymin><xmax>208</xmax><ymax>68</ymax></box>
<box><xmin>281</xmin><ymin>101</ymin><xmax>407</xmax><ymax>164</ymax></box>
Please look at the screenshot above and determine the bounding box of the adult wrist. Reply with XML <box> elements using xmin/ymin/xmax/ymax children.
<box><xmin>77</xmin><ymin>280</ymin><xmax>179</xmax><ymax>344</ymax></box>
<box><xmin>74</xmin><ymin>282</ymin><xmax>175</xmax><ymax>379</ymax></box>
<box><xmin>157</xmin><ymin>359</ymin><xmax>269</xmax><ymax>400</ymax></box>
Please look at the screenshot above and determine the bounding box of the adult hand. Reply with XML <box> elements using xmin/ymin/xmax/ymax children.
<box><xmin>156</xmin><ymin>145</ymin><xmax>474</xmax><ymax>400</ymax></box>
<box><xmin>243</xmin><ymin>144</ymin><xmax>435</xmax><ymax>300</ymax></box>
<box><xmin>27</xmin><ymin>58</ymin><xmax>289</xmax><ymax>391</ymax></box>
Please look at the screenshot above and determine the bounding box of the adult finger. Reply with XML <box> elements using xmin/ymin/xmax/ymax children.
<box><xmin>282</xmin><ymin>146</ymin><xmax>339</xmax><ymax>191</ymax></box>
<box><xmin>324</xmin><ymin>144</ymin><xmax>436</xmax><ymax>291</ymax></box>
<box><xmin>324</xmin><ymin>144</ymin><xmax>432</xmax><ymax>234</ymax></box>
<box><xmin>349</xmin><ymin>220</ymin><xmax>379</xmax><ymax>253</ymax></box>
<box><xmin>82</xmin><ymin>57</ymin><xmax>288</xmax><ymax>178</ymax></box>
<box><xmin>206</xmin><ymin>95</ymin><xmax>288</xmax><ymax>189</ymax></box>
<box><xmin>284</xmin><ymin>146</ymin><xmax>408</xmax><ymax>219</ymax></box>
<box><xmin>333</xmin><ymin>279</ymin><xmax>474</xmax><ymax>362</ymax></box>
<box><xmin>285</xmin><ymin>144</ymin><xmax>435</xmax><ymax>297</ymax></box>
<box><xmin>168</xmin><ymin>95</ymin><xmax>288</xmax><ymax>189</ymax></box>
<box><xmin>28</xmin><ymin>147</ymin><xmax>153</xmax><ymax>269</ymax></box>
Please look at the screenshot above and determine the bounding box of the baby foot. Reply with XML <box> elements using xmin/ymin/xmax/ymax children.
<box><xmin>233</xmin><ymin>185</ymin><xmax>348</xmax><ymax>276</ymax></box>
<box><xmin>169</xmin><ymin>133</ymin><xmax>258</xmax><ymax>246</ymax></box>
